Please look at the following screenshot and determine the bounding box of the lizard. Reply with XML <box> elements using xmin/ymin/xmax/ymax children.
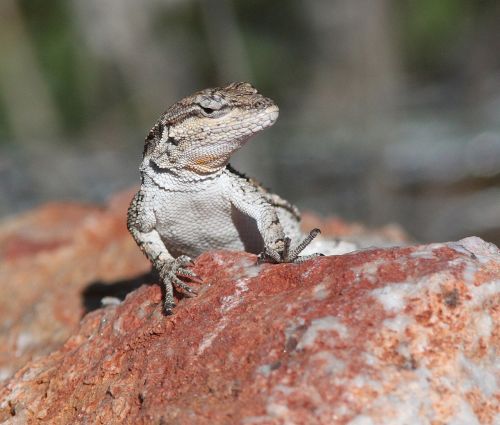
<box><xmin>127</xmin><ymin>82</ymin><xmax>324</xmax><ymax>314</ymax></box>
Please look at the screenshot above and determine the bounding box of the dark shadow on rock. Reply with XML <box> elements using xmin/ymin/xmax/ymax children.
<box><xmin>81</xmin><ymin>270</ymin><xmax>156</xmax><ymax>315</ymax></box>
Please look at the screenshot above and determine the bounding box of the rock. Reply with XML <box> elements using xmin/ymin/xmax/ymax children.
<box><xmin>0</xmin><ymin>189</ymin><xmax>150</xmax><ymax>383</ymax></box>
<box><xmin>0</xmin><ymin>195</ymin><xmax>498</xmax><ymax>425</ymax></box>
<box><xmin>0</xmin><ymin>188</ymin><xmax>404</xmax><ymax>386</ymax></box>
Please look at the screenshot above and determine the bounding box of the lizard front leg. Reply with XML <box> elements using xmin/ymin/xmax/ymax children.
<box><xmin>127</xmin><ymin>191</ymin><xmax>197</xmax><ymax>314</ymax></box>
<box><xmin>228</xmin><ymin>180</ymin><xmax>322</xmax><ymax>264</ymax></box>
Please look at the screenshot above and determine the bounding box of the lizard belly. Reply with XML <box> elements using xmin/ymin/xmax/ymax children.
<box><xmin>153</xmin><ymin>188</ymin><xmax>262</xmax><ymax>258</ymax></box>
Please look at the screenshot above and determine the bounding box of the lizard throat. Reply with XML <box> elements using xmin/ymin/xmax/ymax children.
<box><xmin>185</xmin><ymin>155</ymin><xmax>230</xmax><ymax>175</ymax></box>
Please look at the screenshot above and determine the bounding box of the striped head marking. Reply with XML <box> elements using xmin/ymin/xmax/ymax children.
<box><xmin>142</xmin><ymin>82</ymin><xmax>279</xmax><ymax>174</ymax></box>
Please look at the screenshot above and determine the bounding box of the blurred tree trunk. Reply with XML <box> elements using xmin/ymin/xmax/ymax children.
<box><xmin>70</xmin><ymin>0</ymin><xmax>195</xmax><ymax>129</ymax></box>
<box><xmin>300</xmin><ymin>0</ymin><xmax>401</xmax><ymax>223</ymax></box>
<box><xmin>0</xmin><ymin>0</ymin><xmax>60</xmax><ymax>143</ymax></box>
<box><xmin>301</xmin><ymin>0</ymin><xmax>399</xmax><ymax>130</ymax></box>
<box><xmin>298</xmin><ymin>0</ymin><xmax>400</xmax><ymax>132</ymax></box>
<box><xmin>199</xmin><ymin>0</ymin><xmax>251</xmax><ymax>83</ymax></box>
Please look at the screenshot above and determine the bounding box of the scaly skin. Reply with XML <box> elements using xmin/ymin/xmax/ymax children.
<box><xmin>127</xmin><ymin>82</ymin><xmax>321</xmax><ymax>314</ymax></box>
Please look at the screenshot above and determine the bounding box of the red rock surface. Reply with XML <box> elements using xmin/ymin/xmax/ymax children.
<box><xmin>0</xmin><ymin>189</ymin><xmax>150</xmax><ymax>383</ymax></box>
<box><xmin>0</xmin><ymin>191</ymin><xmax>498</xmax><ymax>424</ymax></box>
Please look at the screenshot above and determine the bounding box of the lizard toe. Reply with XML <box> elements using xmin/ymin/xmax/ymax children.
<box><xmin>291</xmin><ymin>252</ymin><xmax>324</xmax><ymax>264</ymax></box>
<box><xmin>176</xmin><ymin>255</ymin><xmax>194</xmax><ymax>267</ymax></box>
<box><xmin>171</xmin><ymin>275</ymin><xmax>198</xmax><ymax>296</ymax></box>
<box><xmin>257</xmin><ymin>247</ymin><xmax>283</xmax><ymax>264</ymax></box>
<box><xmin>163</xmin><ymin>302</ymin><xmax>175</xmax><ymax>315</ymax></box>
<box><xmin>177</xmin><ymin>267</ymin><xmax>198</xmax><ymax>279</ymax></box>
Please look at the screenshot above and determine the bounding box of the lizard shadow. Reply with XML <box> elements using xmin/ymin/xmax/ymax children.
<box><xmin>81</xmin><ymin>271</ymin><xmax>191</xmax><ymax>316</ymax></box>
<box><xmin>81</xmin><ymin>270</ymin><xmax>157</xmax><ymax>315</ymax></box>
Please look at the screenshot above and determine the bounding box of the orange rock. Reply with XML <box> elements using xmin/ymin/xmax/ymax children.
<box><xmin>0</xmin><ymin>191</ymin><xmax>498</xmax><ymax>424</ymax></box>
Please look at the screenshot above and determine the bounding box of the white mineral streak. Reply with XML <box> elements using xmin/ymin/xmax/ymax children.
<box><xmin>296</xmin><ymin>316</ymin><xmax>348</xmax><ymax>349</ymax></box>
<box><xmin>244</xmin><ymin>238</ymin><xmax>499</xmax><ymax>425</ymax></box>
<box><xmin>197</xmin><ymin>257</ymin><xmax>256</xmax><ymax>355</ymax></box>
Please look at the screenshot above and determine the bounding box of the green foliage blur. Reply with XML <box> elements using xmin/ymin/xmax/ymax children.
<box><xmin>1</xmin><ymin>0</ymin><xmax>499</xmax><ymax>244</ymax></box>
<box><xmin>2</xmin><ymin>0</ymin><xmax>498</xmax><ymax>139</ymax></box>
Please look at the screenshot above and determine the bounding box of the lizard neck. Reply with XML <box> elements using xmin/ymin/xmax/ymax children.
<box><xmin>141</xmin><ymin>162</ymin><xmax>224</xmax><ymax>192</ymax></box>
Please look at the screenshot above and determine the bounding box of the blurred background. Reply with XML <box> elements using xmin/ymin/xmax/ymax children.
<box><xmin>0</xmin><ymin>0</ymin><xmax>499</xmax><ymax>244</ymax></box>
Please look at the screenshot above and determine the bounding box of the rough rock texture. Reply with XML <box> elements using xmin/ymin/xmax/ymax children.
<box><xmin>0</xmin><ymin>189</ymin><xmax>150</xmax><ymax>383</ymax></box>
<box><xmin>0</xmin><ymin>189</ymin><xmax>406</xmax><ymax>386</ymax></box>
<box><xmin>0</xmin><ymin>194</ymin><xmax>498</xmax><ymax>425</ymax></box>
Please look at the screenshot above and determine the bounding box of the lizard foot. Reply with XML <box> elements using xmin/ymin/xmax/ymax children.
<box><xmin>258</xmin><ymin>228</ymin><xmax>324</xmax><ymax>264</ymax></box>
<box><xmin>159</xmin><ymin>255</ymin><xmax>200</xmax><ymax>315</ymax></box>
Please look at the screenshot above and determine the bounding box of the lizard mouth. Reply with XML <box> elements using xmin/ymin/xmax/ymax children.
<box><xmin>262</xmin><ymin>105</ymin><xmax>279</xmax><ymax>127</ymax></box>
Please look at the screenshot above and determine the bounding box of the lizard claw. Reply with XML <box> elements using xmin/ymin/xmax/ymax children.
<box><xmin>171</xmin><ymin>275</ymin><xmax>198</xmax><ymax>296</ymax></box>
<box><xmin>164</xmin><ymin>301</ymin><xmax>175</xmax><ymax>316</ymax></box>
<box><xmin>159</xmin><ymin>255</ymin><xmax>201</xmax><ymax>314</ymax></box>
<box><xmin>258</xmin><ymin>228</ymin><xmax>323</xmax><ymax>264</ymax></box>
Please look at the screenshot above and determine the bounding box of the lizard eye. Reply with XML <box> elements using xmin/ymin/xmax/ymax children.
<box><xmin>198</xmin><ymin>96</ymin><xmax>227</xmax><ymax>117</ymax></box>
<box><xmin>201</xmin><ymin>106</ymin><xmax>215</xmax><ymax>115</ymax></box>
<box><xmin>199</xmin><ymin>104</ymin><xmax>228</xmax><ymax>118</ymax></box>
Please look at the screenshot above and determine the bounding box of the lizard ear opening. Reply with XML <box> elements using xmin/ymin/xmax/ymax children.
<box><xmin>168</xmin><ymin>136</ymin><xmax>180</xmax><ymax>146</ymax></box>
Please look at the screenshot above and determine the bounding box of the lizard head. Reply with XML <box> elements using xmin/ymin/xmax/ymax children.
<box><xmin>142</xmin><ymin>82</ymin><xmax>279</xmax><ymax>175</ymax></box>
